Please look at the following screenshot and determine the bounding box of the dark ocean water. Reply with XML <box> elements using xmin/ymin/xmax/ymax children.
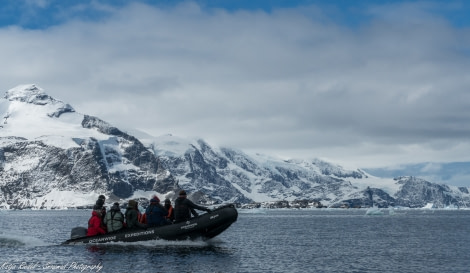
<box><xmin>0</xmin><ymin>208</ymin><xmax>469</xmax><ymax>273</ymax></box>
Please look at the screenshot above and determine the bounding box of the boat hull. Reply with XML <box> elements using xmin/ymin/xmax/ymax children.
<box><xmin>62</xmin><ymin>204</ymin><xmax>238</xmax><ymax>245</ymax></box>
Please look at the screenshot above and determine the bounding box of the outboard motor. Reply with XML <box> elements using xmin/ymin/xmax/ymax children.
<box><xmin>70</xmin><ymin>227</ymin><xmax>87</xmax><ymax>239</ymax></box>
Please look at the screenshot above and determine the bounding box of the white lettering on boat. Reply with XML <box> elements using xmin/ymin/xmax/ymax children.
<box><xmin>88</xmin><ymin>236</ymin><xmax>116</xmax><ymax>243</ymax></box>
<box><xmin>181</xmin><ymin>223</ymin><xmax>197</xmax><ymax>230</ymax></box>
<box><xmin>210</xmin><ymin>214</ymin><xmax>219</xmax><ymax>220</ymax></box>
<box><xmin>124</xmin><ymin>230</ymin><xmax>155</xmax><ymax>238</ymax></box>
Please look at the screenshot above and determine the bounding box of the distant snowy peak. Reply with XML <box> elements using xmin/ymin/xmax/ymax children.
<box><xmin>1</xmin><ymin>84</ymin><xmax>113</xmax><ymax>148</ymax></box>
<box><xmin>6</xmin><ymin>84</ymin><xmax>53</xmax><ymax>104</ymax></box>
<box><xmin>4</xmin><ymin>84</ymin><xmax>75</xmax><ymax>117</ymax></box>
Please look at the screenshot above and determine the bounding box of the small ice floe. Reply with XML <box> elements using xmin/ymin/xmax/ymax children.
<box><xmin>365</xmin><ymin>206</ymin><xmax>385</xmax><ymax>216</ymax></box>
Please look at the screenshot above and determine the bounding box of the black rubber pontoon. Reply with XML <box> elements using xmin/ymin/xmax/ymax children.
<box><xmin>62</xmin><ymin>204</ymin><xmax>238</xmax><ymax>245</ymax></box>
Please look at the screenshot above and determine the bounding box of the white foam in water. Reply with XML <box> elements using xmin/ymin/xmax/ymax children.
<box><xmin>0</xmin><ymin>230</ymin><xmax>50</xmax><ymax>248</ymax></box>
<box><xmin>93</xmin><ymin>238</ymin><xmax>212</xmax><ymax>248</ymax></box>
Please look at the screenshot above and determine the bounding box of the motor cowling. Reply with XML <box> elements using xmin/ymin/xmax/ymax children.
<box><xmin>70</xmin><ymin>227</ymin><xmax>87</xmax><ymax>239</ymax></box>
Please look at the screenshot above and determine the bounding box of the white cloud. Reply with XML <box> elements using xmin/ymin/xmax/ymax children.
<box><xmin>1</xmin><ymin>1</ymin><xmax>470</xmax><ymax>170</ymax></box>
<box><xmin>421</xmin><ymin>162</ymin><xmax>442</xmax><ymax>173</ymax></box>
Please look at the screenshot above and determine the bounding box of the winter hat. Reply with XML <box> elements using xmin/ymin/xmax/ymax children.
<box><xmin>179</xmin><ymin>190</ymin><xmax>187</xmax><ymax>196</ymax></box>
<box><xmin>150</xmin><ymin>196</ymin><xmax>160</xmax><ymax>203</ymax></box>
<box><xmin>164</xmin><ymin>198</ymin><xmax>171</xmax><ymax>204</ymax></box>
<box><xmin>128</xmin><ymin>200</ymin><xmax>137</xmax><ymax>208</ymax></box>
<box><xmin>111</xmin><ymin>202</ymin><xmax>120</xmax><ymax>211</ymax></box>
<box><xmin>95</xmin><ymin>195</ymin><xmax>105</xmax><ymax>207</ymax></box>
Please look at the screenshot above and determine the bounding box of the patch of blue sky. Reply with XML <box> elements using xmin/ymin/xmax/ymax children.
<box><xmin>0</xmin><ymin>0</ymin><xmax>126</xmax><ymax>29</ymax></box>
<box><xmin>2</xmin><ymin>0</ymin><xmax>470</xmax><ymax>30</ymax></box>
<box><xmin>364</xmin><ymin>162</ymin><xmax>470</xmax><ymax>183</ymax></box>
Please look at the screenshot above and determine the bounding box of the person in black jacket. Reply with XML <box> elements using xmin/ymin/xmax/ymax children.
<box><xmin>95</xmin><ymin>195</ymin><xmax>106</xmax><ymax>209</ymax></box>
<box><xmin>174</xmin><ymin>190</ymin><xmax>211</xmax><ymax>223</ymax></box>
<box><xmin>125</xmin><ymin>200</ymin><xmax>147</xmax><ymax>229</ymax></box>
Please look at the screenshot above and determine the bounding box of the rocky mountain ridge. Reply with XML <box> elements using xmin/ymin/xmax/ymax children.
<box><xmin>1</xmin><ymin>85</ymin><xmax>469</xmax><ymax>209</ymax></box>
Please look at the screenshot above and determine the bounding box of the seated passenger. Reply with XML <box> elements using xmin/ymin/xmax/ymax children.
<box><xmin>145</xmin><ymin>196</ymin><xmax>168</xmax><ymax>227</ymax></box>
<box><xmin>125</xmin><ymin>200</ymin><xmax>147</xmax><ymax>229</ymax></box>
<box><xmin>86</xmin><ymin>205</ymin><xmax>106</xmax><ymax>236</ymax></box>
<box><xmin>103</xmin><ymin>202</ymin><xmax>125</xmax><ymax>233</ymax></box>
<box><xmin>164</xmin><ymin>198</ymin><xmax>175</xmax><ymax>222</ymax></box>
<box><xmin>174</xmin><ymin>190</ymin><xmax>211</xmax><ymax>223</ymax></box>
<box><xmin>95</xmin><ymin>194</ymin><xmax>107</xmax><ymax>219</ymax></box>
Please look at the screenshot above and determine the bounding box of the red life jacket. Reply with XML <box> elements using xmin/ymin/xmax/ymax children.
<box><xmin>138</xmin><ymin>212</ymin><xmax>147</xmax><ymax>224</ymax></box>
<box><xmin>166</xmin><ymin>206</ymin><xmax>174</xmax><ymax>220</ymax></box>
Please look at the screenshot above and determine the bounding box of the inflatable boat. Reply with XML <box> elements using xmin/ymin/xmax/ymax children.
<box><xmin>62</xmin><ymin>204</ymin><xmax>238</xmax><ymax>245</ymax></box>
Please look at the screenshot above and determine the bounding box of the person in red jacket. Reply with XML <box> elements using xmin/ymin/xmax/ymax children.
<box><xmin>87</xmin><ymin>205</ymin><xmax>106</xmax><ymax>236</ymax></box>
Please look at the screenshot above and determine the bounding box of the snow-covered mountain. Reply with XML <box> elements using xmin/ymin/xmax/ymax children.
<box><xmin>0</xmin><ymin>85</ymin><xmax>175</xmax><ymax>209</ymax></box>
<box><xmin>1</xmin><ymin>85</ymin><xmax>470</xmax><ymax>209</ymax></box>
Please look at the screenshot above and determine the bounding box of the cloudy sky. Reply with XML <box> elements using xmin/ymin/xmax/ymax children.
<box><xmin>1</xmin><ymin>0</ymin><xmax>470</xmax><ymax>175</ymax></box>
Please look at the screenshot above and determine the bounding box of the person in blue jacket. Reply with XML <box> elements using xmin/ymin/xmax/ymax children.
<box><xmin>145</xmin><ymin>196</ymin><xmax>168</xmax><ymax>227</ymax></box>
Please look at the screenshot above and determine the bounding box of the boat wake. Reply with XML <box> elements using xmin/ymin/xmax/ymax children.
<box><xmin>98</xmin><ymin>237</ymin><xmax>214</xmax><ymax>248</ymax></box>
<box><xmin>81</xmin><ymin>237</ymin><xmax>228</xmax><ymax>255</ymax></box>
<box><xmin>0</xmin><ymin>231</ymin><xmax>50</xmax><ymax>248</ymax></box>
